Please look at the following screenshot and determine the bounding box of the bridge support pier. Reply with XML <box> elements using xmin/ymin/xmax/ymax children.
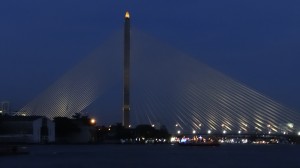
<box><xmin>123</xmin><ymin>11</ymin><xmax>131</xmax><ymax>128</ymax></box>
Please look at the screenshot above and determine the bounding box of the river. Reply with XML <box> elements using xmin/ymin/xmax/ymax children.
<box><xmin>1</xmin><ymin>144</ymin><xmax>300</xmax><ymax>168</ymax></box>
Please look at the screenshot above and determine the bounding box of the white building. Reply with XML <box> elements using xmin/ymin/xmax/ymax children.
<box><xmin>0</xmin><ymin>116</ymin><xmax>55</xmax><ymax>143</ymax></box>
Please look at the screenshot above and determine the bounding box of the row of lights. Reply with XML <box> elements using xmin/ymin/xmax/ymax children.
<box><xmin>175</xmin><ymin>122</ymin><xmax>298</xmax><ymax>134</ymax></box>
<box><xmin>176</xmin><ymin>129</ymin><xmax>300</xmax><ymax>135</ymax></box>
<box><xmin>125</xmin><ymin>123</ymin><xmax>299</xmax><ymax>135</ymax></box>
<box><xmin>175</xmin><ymin>123</ymin><xmax>295</xmax><ymax>128</ymax></box>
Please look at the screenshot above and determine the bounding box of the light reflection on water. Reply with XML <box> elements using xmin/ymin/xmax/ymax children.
<box><xmin>1</xmin><ymin>144</ymin><xmax>300</xmax><ymax>168</ymax></box>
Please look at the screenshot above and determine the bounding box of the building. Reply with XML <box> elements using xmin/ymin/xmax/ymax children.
<box><xmin>0</xmin><ymin>101</ymin><xmax>10</xmax><ymax>114</ymax></box>
<box><xmin>0</xmin><ymin>116</ymin><xmax>55</xmax><ymax>143</ymax></box>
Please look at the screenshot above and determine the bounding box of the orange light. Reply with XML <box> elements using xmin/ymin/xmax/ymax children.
<box><xmin>90</xmin><ymin>118</ymin><xmax>96</xmax><ymax>125</ymax></box>
<box><xmin>125</xmin><ymin>11</ymin><xmax>130</xmax><ymax>18</ymax></box>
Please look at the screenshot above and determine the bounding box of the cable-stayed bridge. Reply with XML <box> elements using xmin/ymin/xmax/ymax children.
<box><xmin>18</xmin><ymin>30</ymin><xmax>300</xmax><ymax>134</ymax></box>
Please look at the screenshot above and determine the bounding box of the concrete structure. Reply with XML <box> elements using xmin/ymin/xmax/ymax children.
<box><xmin>0</xmin><ymin>116</ymin><xmax>55</xmax><ymax>143</ymax></box>
<box><xmin>15</xmin><ymin>11</ymin><xmax>300</xmax><ymax>135</ymax></box>
<box><xmin>123</xmin><ymin>11</ymin><xmax>131</xmax><ymax>127</ymax></box>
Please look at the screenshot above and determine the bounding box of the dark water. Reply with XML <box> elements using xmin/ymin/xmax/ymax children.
<box><xmin>1</xmin><ymin>144</ymin><xmax>300</xmax><ymax>168</ymax></box>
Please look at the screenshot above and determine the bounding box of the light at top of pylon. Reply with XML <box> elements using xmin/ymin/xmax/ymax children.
<box><xmin>125</xmin><ymin>11</ymin><xmax>130</xmax><ymax>18</ymax></box>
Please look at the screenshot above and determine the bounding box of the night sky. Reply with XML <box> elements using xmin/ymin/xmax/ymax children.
<box><xmin>1</xmin><ymin>1</ymin><xmax>300</xmax><ymax>113</ymax></box>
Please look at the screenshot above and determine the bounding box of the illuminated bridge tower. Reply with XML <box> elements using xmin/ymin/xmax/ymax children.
<box><xmin>123</xmin><ymin>11</ymin><xmax>131</xmax><ymax>127</ymax></box>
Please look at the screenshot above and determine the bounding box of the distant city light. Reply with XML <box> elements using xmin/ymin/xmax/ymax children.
<box><xmin>223</xmin><ymin>130</ymin><xmax>227</xmax><ymax>134</ymax></box>
<box><xmin>238</xmin><ymin>130</ymin><xmax>241</xmax><ymax>134</ymax></box>
<box><xmin>0</xmin><ymin>110</ymin><xmax>2</xmax><ymax>114</ymax></box>
<box><xmin>192</xmin><ymin>130</ymin><xmax>196</xmax><ymax>134</ymax></box>
<box><xmin>298</xmin><ymin>132</ymin><xmax>300</xmax><ymax>136</ymax></box>
<box><xmin>129</xmin><ymin>125</ymin><xmax>132</xmax><ymax>128</ymax></box>
<box><xmin>207</xmin><ymin>130</ymin><xmax>211</xmax><ymax>134</ymax></box>
<box><xmin>175</xmin><ymin>124</ymin><xmax>179</xmax><ymax>127</ymax></box>
<box><xmin>170</xmin><ymin>137</ymin><xmax>177</xmax><ymax>143</ymax></box>
<box><xmin>90</xmin><ymin>118</ymin><xmax>96</xmax><ymax>125</ymax></box>
<box><xmin>177</xmin><ymin>130</ymin><xmax>181</xmax><ymax>134</ymax></box>
<box><xmin>151</xmin><ymin>124</ymin><xmax>155</xmax><ymax>127</ymax></box>
<box><xmin>287</xmin><ymin>123</ymin><xmax>294</xmax><ymax>129</ymax></box>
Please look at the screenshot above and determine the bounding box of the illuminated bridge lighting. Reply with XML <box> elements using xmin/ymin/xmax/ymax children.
<box><xmin>17</xmin><ymin>30</ymin><xmax>300</xmax><ymax>134</ymax></box>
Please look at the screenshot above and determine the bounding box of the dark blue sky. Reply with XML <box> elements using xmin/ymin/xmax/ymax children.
<box><xmin>1</xmin><ymin>0</ymin><xmax>300</xmax><ymax>112</ymax></box>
